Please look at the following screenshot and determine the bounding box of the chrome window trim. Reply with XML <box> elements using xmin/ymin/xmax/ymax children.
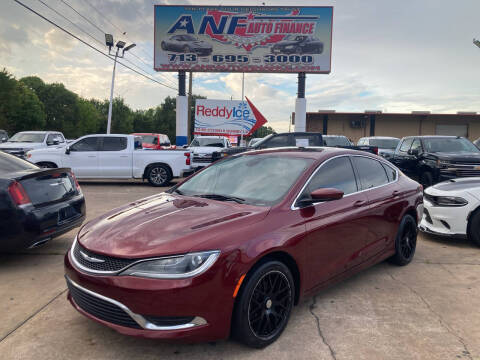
<box><xmin>65</xmin><ymin>276</ymin><xmax>207</xmax><ymax>330</ymax></box>
<box><xmin>291</xmin><ymin>154</ymin><xmax>399</xmax><ymax>210</ymax></box>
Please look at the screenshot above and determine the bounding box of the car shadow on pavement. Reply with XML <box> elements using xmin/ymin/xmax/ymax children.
<box><xmin>420</xmin><ymin>231</ymin><xmax>476</xmax><ymax>249</ymax></box>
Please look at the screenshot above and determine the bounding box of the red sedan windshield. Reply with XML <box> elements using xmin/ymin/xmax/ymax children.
<box><xmin>175</xmin><ymin>154</ymin><xmax>313</xmax><ymax>206</ymax></box>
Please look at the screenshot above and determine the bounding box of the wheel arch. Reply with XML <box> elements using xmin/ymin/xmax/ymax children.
<box><xmin>467</xmin><ymin>205</ymin><xmax>480</xmax><ymax>237</ymax></box>
<box><xmin>236</xmin><ymin>250</ymin><xmax>301</xmax><ymax>306</ymax></box>
<box><xmin>35</xmin><ymin>161</ymin><xmax>58</xmax><ymax>168</ymax></box>
<box><xmin>143</xmin><ymin>162</ymin><xmax>173</xmax><ymax>179</ymax></box>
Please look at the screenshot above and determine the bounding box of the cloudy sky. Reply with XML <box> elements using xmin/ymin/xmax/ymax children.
<box><xmin>1</xmin><ymin>0</ymin><xmax>480</xmax><ymax>132</ymax></box>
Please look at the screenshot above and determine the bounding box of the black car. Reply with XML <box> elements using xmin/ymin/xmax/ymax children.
<box><xmin>0</xmin><ymin>151</ymin><xmax>85</xmax><ymax>251</ymax></box>
<box><xmin>271</xmin><ymin>36</ymin><xmax>323</xmax><ymax>54</ymax></box>
<box><xmin>392</xmin><ymin>136</ymin><xmax>480</xmax><ymax>187</ymax></box>
<box><xmin>160</xmin><ymin>35</ymin><xmax>213</xmax><ymax>56</ymax></box>
<box><xmin>214</xmin><ymin>132</ymin><xmax>324</xmax><ymax>160</ymax></box>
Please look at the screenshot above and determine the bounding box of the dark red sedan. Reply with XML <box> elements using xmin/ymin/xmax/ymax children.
<box><xmin>64</xmin><ymin>148</ymin><xmax>423</xmax><ymax>348</ymax></box>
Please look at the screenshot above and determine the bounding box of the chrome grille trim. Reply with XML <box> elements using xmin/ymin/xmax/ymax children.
<box><xmin>66</xmin><ymin>276</ymin><xmax>207</xmax><ymax>330</ymax></box>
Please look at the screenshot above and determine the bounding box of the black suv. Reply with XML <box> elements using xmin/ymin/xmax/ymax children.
<box><xmin>214</xmin><ymin>132</ymin><xmax>324</xmax><ymax>160</ymax></box>
<box><xmin>392</xmin><ymin>136</ymin><xmax>480</xmax><ymax>187</ymax></box>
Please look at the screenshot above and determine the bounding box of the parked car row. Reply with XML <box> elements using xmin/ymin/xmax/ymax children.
<box><xmin>2</xmin><ymin>126</ymin><xmax>479</xmax><ymax>349</ymax></box>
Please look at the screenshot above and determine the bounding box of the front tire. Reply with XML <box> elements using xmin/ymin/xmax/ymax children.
<box><xmin>389</xmin><ymin>214</ymin><xmax>417</xmax><ymax>266</ymax></box>
<box><xmin>468</xmin><ymin>209</ymin><xmax>480</xmax><ymax>247</ymax></box>
<box><xmin>147</xmin><ymin>165</ymin><xmax>171</xmax><ymax>187</ymax></box>
<box><xmin>232</xmin><ymin>261</ymin><xmax>294</xmax><ymax>348</ymax></box>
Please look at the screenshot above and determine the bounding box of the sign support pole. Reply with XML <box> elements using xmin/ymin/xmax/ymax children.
<box><xmin>241</xmin><ymin>72</ymin><xmax>245</xmax><ymax>146</ymax></box>
<box><xmin>187</xmin><ymin>71</ymin><xmax>193</xmax><ymax>142</ymax></box>
<box><xmin>295</xmin><ymin>72</ymin><xmax>306</xmax><ymax>132</ymax></box>
<box><xmin>176</xmin><ymin>70</ymin><xmax>188</xmax><ymax>146</ymax></box>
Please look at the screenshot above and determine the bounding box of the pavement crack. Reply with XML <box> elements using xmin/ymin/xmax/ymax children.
<box><xmin>0</xmin><ymin>288</ymin><xmax>67</xmax><ymax>343</ymax></box>
<box><xmin>309</xmin><ymin>295</ymin><xmax>337</xmax><ymax>360</ymax></box>
<box><xmin>388</xmin><ymin>271</ymin><xmax>473</xmax><ymax>360</ymax></box>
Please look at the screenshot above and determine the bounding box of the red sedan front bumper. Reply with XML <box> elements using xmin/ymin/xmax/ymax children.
<box><xmin>64</xmin><ymin>251</ymin><xmax>236</xmax><ymax>342</ymax></box>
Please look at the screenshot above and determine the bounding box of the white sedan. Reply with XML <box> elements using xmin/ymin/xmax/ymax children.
<box><xmin>419</xmin><ymin>177</ymin><xmax>480</xmax><ymax>246</ymax></box>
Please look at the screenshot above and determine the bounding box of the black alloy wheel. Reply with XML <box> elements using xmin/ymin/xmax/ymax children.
<box><xmin>468</xmin><ymin>209</ymin><xmax>480</xmax><ymax>247</ymax></box>
<box><xmin>232</xmin><ymin>261</ymin><xmax>294</xmax><ymax>348</ymax></box>
<box><xmin>147</xmin><ymin>165</ymin><xmax>171</xmax><ymax>187</ymax></box>
<box><xmin>389</xmin><ymin>214</ymin><xmax>417</xmax><ymax>266</ymax></box>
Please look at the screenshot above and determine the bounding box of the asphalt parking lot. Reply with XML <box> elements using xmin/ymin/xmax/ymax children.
<box><xmin>1</xmin><ymin>181</ymin><xmax>479</xmax><ymax>360</ymax></box>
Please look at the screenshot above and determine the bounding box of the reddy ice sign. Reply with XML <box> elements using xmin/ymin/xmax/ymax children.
<box><xmin>194</xmin><ymin>98</ymin><xmax>267</xmax><ymax>136</ymax></box>
<box><xmin>154</xmin><ymin>6</ymin><xmax>333</xmax><ymax>73</ymax></box>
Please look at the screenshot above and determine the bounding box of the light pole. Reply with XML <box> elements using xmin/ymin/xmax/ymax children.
<box><xmin>105</xmin><ymin>34</ymin><xmax>135</xmax><ymax>134</ymax></box>
<box><xmin>474</xmin><ymin>38</ymin><xmax>480</xmax><ymax>49</ymax></box>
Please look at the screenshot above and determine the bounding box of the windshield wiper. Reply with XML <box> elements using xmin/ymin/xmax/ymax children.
<box><xmin>193</xmin><ymin>193</ymin><xmax>245</xmax><ymax>204</ymax></box>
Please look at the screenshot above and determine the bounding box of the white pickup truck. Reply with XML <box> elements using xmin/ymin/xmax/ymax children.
<box><xmin>189</xmin><ymin>135</ymin><xmax>232</xmax><ymax>168</ymax></box>
<box><xmin>0</xmin><ymin>131</ymin><xmax>66</xmax><ymax>159</ymax></box>
<box><xmin>26</xmin><ymin>134</ymin><xmax>192</xmax><ymax>187</ymax></box>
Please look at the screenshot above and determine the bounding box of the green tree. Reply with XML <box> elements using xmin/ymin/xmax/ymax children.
<box><xmin>39</xmin><ymin>83</ymin><xmax>78</xmax><ymax>134</ymax></box>
<box><xmin>0</xmin><ymin>69</ymin><xmax>18</xmax><ymax>131</ymax></box>
<box><xmin>19</xmin><ymin>76</ymin><xmax>46</xmax><ymax>95</ymax></box>
<box><xmin>0</xmin><ymin>69</ymin><xmax>46</xmax><ymax>133</ymax></box>
<box><xmin>252</xmin><ymin>125</ymin><xmax>276</xmax><ymax>138</ymax></box>
<box><xmin>153</xmin><ymin>96</ymin><xmax>176</xmax><ymax>142</ymax></box>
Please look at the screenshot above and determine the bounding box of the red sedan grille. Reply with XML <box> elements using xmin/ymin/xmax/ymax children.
<box><xmin>73</xmin><ymin>241</ymin><xmax>137</xmax><ymax>273</ymax></box>
<box><xmin>67</xmin><ymin>279</ymin><xmax>142</xmax><ymax>329</ymax></box>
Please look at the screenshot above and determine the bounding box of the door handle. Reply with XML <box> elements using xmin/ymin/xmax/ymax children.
<box><xmin>353</xmin><ymin>200</ymin><xmax>367</xmax><ymax>207</ymax></box>
<box><xmin>120</xmin><ymin>155</ymin><xmax>129</xmax><ymax>158</ymax></box>
<box><xmin>87</xmin><ymin>155</ymin><xmax>96</xmax><ymax>158</ymax></box>
<box><xmin>392</xmin><ymin>190</ymin><xmax>400</xmax><ymax>197</ymax></box>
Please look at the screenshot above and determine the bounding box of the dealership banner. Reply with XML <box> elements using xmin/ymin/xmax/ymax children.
<box><xmin>154</xmin><ymin>6</ymin><xmax>333</xmax><ymax>73</ymax></box>
<box><xmin>194</xmin><ymin>98</ymin><xmax>267</xmax><ymax>136</ymax></box>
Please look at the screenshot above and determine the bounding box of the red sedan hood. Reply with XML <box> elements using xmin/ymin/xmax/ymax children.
<box><xmin>78</xmin><ymin>193</ymin><xmax>269</xmax><ymax>258</ymax></box>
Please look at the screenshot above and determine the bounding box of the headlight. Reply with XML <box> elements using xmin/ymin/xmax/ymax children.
<box><xmin>426</xmin><ymin>194</ymin><xmax>468</xmax><ymax>207</ymax></box>
<box><xmin>120</xmin><ymin>251</ymin><xmax>220</xmax><ymax>279</ymax></box>
<box><xmin>436</xmin><ymin>159</ymin><xmax>450</xmax><ymax>168</ymax></box>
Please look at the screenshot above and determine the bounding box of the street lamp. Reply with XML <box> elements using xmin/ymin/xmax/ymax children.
<box><xmin>474</xmin><ymin>38</ymin><xmax>480</xmax><ymax>49</ymax></box>
<box><xmin>105</xmin><ymin>34</ymin><xmax>136</xmax><ymax>134</ymax></box>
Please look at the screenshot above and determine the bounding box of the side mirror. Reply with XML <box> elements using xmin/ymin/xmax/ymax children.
<box><xmin>65</xmin><ymin>147</ymin><xmax>70</xmax><ymax>155</ymax></box>
<box><xmin>182</xmin><ymin>145</ymin><xmax>189</xmax><ymax>149</ymax></box>
<box><xmin>297</xmin><ymin>188</ymin><xmax>344</xmax><ymax>208</ymax></box>
<box><xmin>408</xmin><ymin>148</ymin><xmax>419</xmax><ymax>157</ymax></box>
<box><xmin>1</xmin><ymin>137</ymin><xmax>6</xmax><ymax>142</ymax></box>
<box><xmin>311</xmin><ymin>188</ymin><xmax>344</xmax><ymax>201</ymax></box>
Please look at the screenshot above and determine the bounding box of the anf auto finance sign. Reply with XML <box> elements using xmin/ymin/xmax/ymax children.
<box><xmin>154</xmin><ymin>6</ymin><xmax>333</xmax><ymax>73</ymax></box>
<box><xmin>194</xmin><ymin>98</ymin><xmax>267</xmax><ymax>136</ymax></box>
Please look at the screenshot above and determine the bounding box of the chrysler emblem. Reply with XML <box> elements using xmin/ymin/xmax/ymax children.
<box><xmin>79</xmin><ymin>251</ymin><xmax>105</xmax><ymax>263</ymax></box>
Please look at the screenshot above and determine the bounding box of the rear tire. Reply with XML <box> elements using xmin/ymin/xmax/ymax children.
<box><xmin>468</xmin><ymin>209</ymin><xmax>480</xmax><ymax>247</ymax></box>
<box><xmin>147</xmin><ymin>165</ymin><xmax>171</xmax><ymax>187</ymax></box>
<box><xmin>420</xmin><ymin>171</ymin><xmax>433</xmax><ymax>188</ymax></box>
<box><xmin>232</xmin><ymin>261</ymin><xmax>294</xmax><ymax>348</ymax></box>
<box><xmin>389</xmin><ymin>214</ymin><xmax>417</xmax><ymax>266</ymax></box>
